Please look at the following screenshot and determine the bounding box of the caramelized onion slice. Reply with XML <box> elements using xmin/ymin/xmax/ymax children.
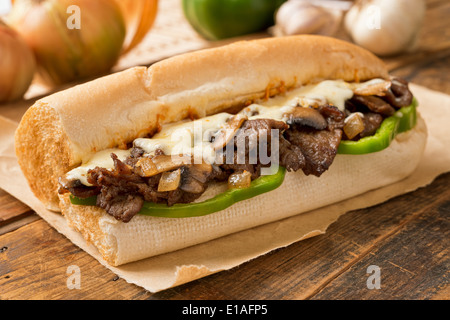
<box><xmin>135</xmin><ymin>157</ymin><xmax>158</xmax><ymax>177</ymax></box>
<box><xmin>344</xmin><ymin>113</ymin><xmax>365</xmax><ymax>140</ymax></box>
<box><xmin>228</xmin><ymin>170</ymin><xmax>252</xmax><ymax>189</ymax></box>
<box><xmin>158</xmin><ymin>169</ymin><xmax>181</xmax><ymax>192</ymax></box>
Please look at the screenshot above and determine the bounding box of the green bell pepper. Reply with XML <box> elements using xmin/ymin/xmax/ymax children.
<box><xmin>70</xmin><ymin>99</ymin><xmax>418</xmax><ymax>218</ymax></box>
<box><xmin>338</xmin><ymin>98</ymin><xmax>417</xmax><ymax>154</ymax></box>
<box><xmin>70</xmin><ymin>166</ymin><xmax>286</xmax><ymax>218</ymax></box>
<box><xmin>182</xmin><ymin>0</ymin><xmax>286</xmax><ymax>40</ymax></box>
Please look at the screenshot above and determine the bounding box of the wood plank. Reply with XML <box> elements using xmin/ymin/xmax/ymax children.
<box><xmin>0</xmin><ymin>219</ymin><xmax>152</xmax><ymax>300</ymax></box>
<box><xmin>0</xmin><ymin>214</ymin><xmax>40</xmax><ymax>237</ymax></box>
<box><xmin>311</xmin><ymin>199</ymin><xmax>450</xmax><ymax>300</ymax></box>
<box><xmin>0</xmin><ymin>189</ymin><xmax>32</xmax><ymax>227</ymax></box>
<box><xmin>390</xmin><ymin>53</ymin><xmax>450</xmax><ymax>95</ymax></box>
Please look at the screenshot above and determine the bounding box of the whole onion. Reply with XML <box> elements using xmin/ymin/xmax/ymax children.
<box><xmin>0</xmin><ymin>19</ymin><xmax>36</xmax><ymax>102</ymax></box>
<box><xmin>8</xmin><ymin>0</ymin><xmax>126</xmax><ymax>86</ymax></box>
<box><xmin>116</xmin><ymin>0</ymin><xmax>158</xmax><ymax>54</ymax></box>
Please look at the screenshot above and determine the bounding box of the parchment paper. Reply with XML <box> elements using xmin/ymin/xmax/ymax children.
<box><xmin>0</xmin><ymin>83</ymin><xmax>449</xmax><ymax>293</ymax></box>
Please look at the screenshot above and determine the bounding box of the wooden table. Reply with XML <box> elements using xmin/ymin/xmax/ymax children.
<box><xmin>1</xmin><ymin>0</ymin><xmax>449</xmax><ymax>300</ymax></box>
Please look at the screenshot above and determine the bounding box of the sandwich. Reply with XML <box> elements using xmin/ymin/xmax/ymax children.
<box><xmin>15</xmin><ymin>35</ymin><xmax>427</xmax><ymax>266</ymax></box>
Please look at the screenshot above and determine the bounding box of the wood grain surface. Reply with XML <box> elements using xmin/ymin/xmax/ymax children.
<box><xmin>0</xmin><ymin>0</ymin><xmax>449</xmax><ymax>300</ymax></box>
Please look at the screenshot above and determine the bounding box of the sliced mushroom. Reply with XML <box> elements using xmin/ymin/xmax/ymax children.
<box><xmin>350</xmin><ymin>95</ymin><xmax>396</xmax><ymax>116</ymax></box>
<box><xmin>179</xmin><ymin>176</ymin><xmax>206</xmax><ymax>194</ymax></box>
<box><xmin>383</xmin><ymin>78</ymin><xmax>413</xmax><ymax>108</ymax></box>
<box><xmin>135</xmin><ymin>154</ymin><xmax>192</xmax><ymax>177</ymax></box>
<box><xmin>178</xmin><ymin>162</ymin><xmax>213</xmax><ymax>194</ymax></box>
<box><xmin>212</xmin><ymin>114</ymin><xmax>247</xmax><ymax>151</ymax></box>
<box><xmin>284</xmin><ymin>107</ymin><xmax>328</xmax><ymax>130</ymax></box>
<box><xmin>352</xmin><ymin>79</ymin><xmax>391</xmax><ymax>96</ymax></box>
<box><xmin>180</xmin><ymin>163</ymin><xmax>212</xmax><ymax>193</ymax></box>
<box><xmin>188</xmin><ymin>162</ymin><xmax>213</xmax><ymax>183</ymax></box>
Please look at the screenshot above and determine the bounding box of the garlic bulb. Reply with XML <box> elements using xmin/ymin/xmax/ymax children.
<box><xmin>0</xmin><ymin>19</ymin><xmax>35</xmax><ymax>103</ymax></box>
<box><xmin>345</xmin><ymin>0</ymin><xmax>426</xmax><ymax>56</ymax></box>
<box><xmin>274</xmin><ymin>0</ymin><xmax>352</xmax><ymax>37</ymax></box>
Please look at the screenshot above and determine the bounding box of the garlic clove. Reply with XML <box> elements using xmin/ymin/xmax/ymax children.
<box><xmin>283</xmin><ymin>7</ymin><xmax>329</xmax><ymax>35</ymax></box>
<box><xmin>344</xmin><ymin>0</ymin><xmax>426</xmax><ymax>56</ymax></box>
<box><xmin>274</xmin><ymin>0</ymin><xmax>344</xmax><ymax>37</ymax></box>
<box><xmin>317</xmin><ymin>8</ymin><xmax>343</xmax><ymax>36</ymax></box>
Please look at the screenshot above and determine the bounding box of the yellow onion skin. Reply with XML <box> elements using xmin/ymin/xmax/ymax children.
<box><xmin>116</xmin><ymin>0</ymin><xmax>158</xmax><ymax>54</ymax></box>
<box><xmin>8</xmin><ymin>0</ymin><xmax>126</xmax><ymax>86</ymax></box>
<box><xmin>0</xmin><ymin>20</ymin><xmax>36</xmax><ymax>103</ymax></box>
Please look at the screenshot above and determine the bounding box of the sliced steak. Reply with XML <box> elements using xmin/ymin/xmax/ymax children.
<box><xmin>284</xmin><ymin>105</ymin><xmax>345</xmax><ymax>177</ymax></box>
<box><xmin>360</xmin><ymin>112</ymin><xmax>384</xmax><ymax>138</ymax></box>
<box><xmin>97</xmin><ymin>191</ymin><xmax>143</xmax><ymax>223</ymax></box>
<box><xmin>285</xmin><ymin>127</ymin><xmax>342</xmax><ymax>176</ymax></box>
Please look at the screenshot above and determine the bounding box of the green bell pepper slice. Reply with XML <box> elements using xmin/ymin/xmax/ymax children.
<box><xmin>337</xmin><ymin>98</ymin><xmax>418</xmax><ymax>155</ymax></box>
<box><xmin>70</xmin><ymin>166</ymin><xmax>286</xmax><ymax>218</ymax></box>
<box><xmin>182</xmin><ymin>0</ymin><xmax>286</xmax><ymax>40</ymax></box>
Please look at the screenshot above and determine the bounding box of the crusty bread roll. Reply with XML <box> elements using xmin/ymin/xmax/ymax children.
<box><xmin>14</xmin><ymin>35</ymin><xmax>426</xmax><ymax>266</ymax></box>
<box><xmin>15</xmin><ymin>35</ymin><xmax>388</xmax><ymax>211</ymax></box>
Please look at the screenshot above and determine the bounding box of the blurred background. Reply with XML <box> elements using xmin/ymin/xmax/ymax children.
<box><xmin>0</xmin><ymin>1</ymin><xmax>11</xmax><ymax>15</ymax></box>
<box><xmin>0</xmin><ymin>0</ymin><xmax>449</xmax><ymax>109</ymax></box>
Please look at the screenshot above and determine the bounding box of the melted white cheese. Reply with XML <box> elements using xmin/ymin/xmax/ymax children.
<box><xmin>292</xmin><ymin>80</ymin><xmax>354</xmax><ymax>111</ymax></box>
<box><xmin>242</xmin><ymin>104</ymin><xmax>295</xmax><ymax>122</ymax></box>
<box><xmin>64</xmin><ymin>79</ymin><xmax>383</xmax><ymax>184</ymax></box>
<box><xmin>134</xmin><ymin>112</ymin><xmax>232</xmax><ymax>164</ymax></box>
<box><xmin>65</xmin><ymin>149</ymin><xmax>130</xmax><ymax>186</ymax></box>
